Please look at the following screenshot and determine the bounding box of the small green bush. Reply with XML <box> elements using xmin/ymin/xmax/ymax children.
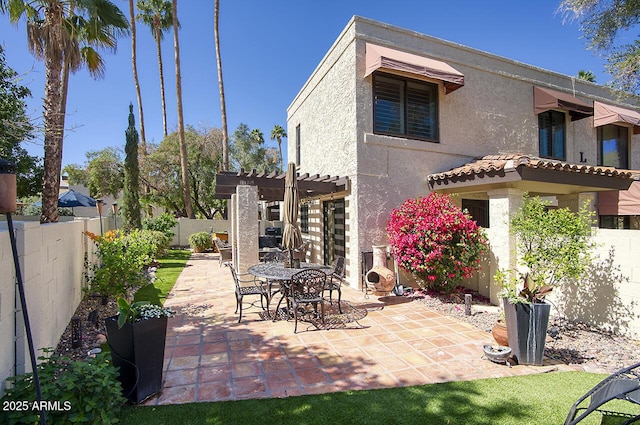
<box><xmin>188</xmin><ymin>232</ymin><xmax>211</xmax><ymax>251</ymax></box>
<box><xmin>1</xmin><ymin>349</ymin><xmax>124</xmax><ymax>424</ymax></box>
<box><xmin>124</xmin><ymin>229</ymin><xmax>170</xmax><ymax>262</ymax></box>
<box><xmin>142</xmin><ymin>213</ymin><xmax>177</xmax><ymax>241</ymax></box>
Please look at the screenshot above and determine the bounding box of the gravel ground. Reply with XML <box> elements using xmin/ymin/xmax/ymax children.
<box><xmin>412</xmin><ymin>288</ymin><xmax>640</xmax><ymax>373</ymax></box>
<box><xmin>55</xmin><ymin>287</ymin><xmax>640</xmax><ymax>374</ymax></box>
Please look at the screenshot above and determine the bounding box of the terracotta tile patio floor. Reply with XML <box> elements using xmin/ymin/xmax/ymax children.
<box><xmin>143</xmin><ymin>252</ymin><xmax>581</xmax><ymax>405</ymax></box>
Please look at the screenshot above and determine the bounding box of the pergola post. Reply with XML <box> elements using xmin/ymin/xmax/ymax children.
<box><xmin>234</xmin><ymin>185</ymin><xmax>259</xmax><ymax>274</ymax></box>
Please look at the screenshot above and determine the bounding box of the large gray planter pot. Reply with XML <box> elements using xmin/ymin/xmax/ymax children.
<box><xmin>105</xmin><ymin>315</ymin><xmax>167</xmax><ymax>404</ymax></box>
<box><xmin>502</xmin><ymin>298</ymin><xmax>551</xmax><ymax>366</ymax></box>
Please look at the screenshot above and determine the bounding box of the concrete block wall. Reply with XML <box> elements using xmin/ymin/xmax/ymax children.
<box><xmin>0</xmin><ymin>217</ymin><xmax>102</xmax><ymax>395</ymax></box>
<box><xmin>170</xmin><ymin>218</ymin><xmax>229</xmax><ymax>247</ymax></box>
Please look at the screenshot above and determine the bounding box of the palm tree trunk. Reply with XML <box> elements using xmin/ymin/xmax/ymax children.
<box><xmin>130</xmin><ymin>0</ymin><xmax>147</xmax><ymax>152</ymax></box>
<box><xmin>41</xmin><ymin>5</ymin><xmax>66</xmax><ymax>224</ymax></box>
<box><xmin>214</xmin><ymin>0</ymin><xmax>228</xmax><ymax>171</ymax></box>
<box><xmin>155</xmin><ymin>26</ymin><xmax>168</xmax><ymax>137</ymax></box>
<box><xmin>172</xmin><ymin>0</ymin><xmax>194</xmax><ymax>218</ymax></box>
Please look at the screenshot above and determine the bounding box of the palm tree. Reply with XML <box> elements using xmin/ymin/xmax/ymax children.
<box><xmin>577</xmin><ymin>70</ymin><xmax>596</xmax><ymax>83</ymax></box>
<box><xmin>129</xmin><ymin>0</ymin><xmax>147</xmax><ymax>153</ymax></box>
<box><xmin>1</xmin><ymin>0</ymin><xmax>128</xmax><ymax>223</ymax></box>
<box><xmin>171</xmin><ymin>0</ymin><xmax>193</xmax><ymax>218</ymax></box>
<box><xmin>214</xmin><ymin>0</ymin><xmax>229</xmax><ymax>170</ymax></box>
<box><xmin>270</xmin><ymin>125</ymin><xmax>287</xmax><ymax>174</ymax></box>
<box><xmin>137</xmin><ymin>0</ymin><xmax>173</xmax><ymax>137</ymax></box>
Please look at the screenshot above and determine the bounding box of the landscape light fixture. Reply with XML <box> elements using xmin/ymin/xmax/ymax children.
<box><xmin>0</xmin><ymin>158</ymin><xmax>46</xmax><ymax>424</ymax></box>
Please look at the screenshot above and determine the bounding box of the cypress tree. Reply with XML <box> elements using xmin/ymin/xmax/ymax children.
<box><xmin>123</xmin><ymin>103</ymin><xmax>142</xmax><ymax>231</ymax></box>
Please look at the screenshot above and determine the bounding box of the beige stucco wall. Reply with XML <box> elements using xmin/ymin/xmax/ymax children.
<box><xmin>0</xmin><ymin>217</ymin><xmax>102</xmax><ymax>395</ymax></box>
<box><xmin>287</xmin><ymin>15</ymin><xmax>640</xmax><ymax>294</ymax></box>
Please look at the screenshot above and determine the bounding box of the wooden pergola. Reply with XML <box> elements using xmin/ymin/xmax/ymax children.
<box><xmin>214</xmin><ymin>169</ymin><xmax>349</xmax><ymax>202</ymax></box>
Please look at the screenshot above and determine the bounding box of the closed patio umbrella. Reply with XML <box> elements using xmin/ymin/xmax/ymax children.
<box><xmin>282</xmin><ymin>162</ymin><xmax>302</xmax><ymax>265</ymax></box>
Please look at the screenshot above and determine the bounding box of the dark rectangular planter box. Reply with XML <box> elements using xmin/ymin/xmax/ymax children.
<box><xmin>105</xmin><ymin>315</ymin><xmax>168</xmax><ymax>404</ymax></box>
<box><xmin>502</xmin><ymin>299</ymin><xmax>551</xmax><ymax>366</ymax></box>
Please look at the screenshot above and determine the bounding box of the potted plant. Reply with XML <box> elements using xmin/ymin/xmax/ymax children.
<box><xmin>499</xmin><ymin>195</ymin><xmax>595</xmax><ymax>365</ymax></box>
<box><xmin>188</xmin><ymin>231</ymin><xmax>212</xmax><ymax>253</ymax></box>
<box><xmin>104</xmin><ymin>297</ymin><xmax>175</xmax><ymax>403</ymax></box>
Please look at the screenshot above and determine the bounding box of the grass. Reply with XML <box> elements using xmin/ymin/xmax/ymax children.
<box><xmin>133</xmin><ymin>249</ymin><xmax>191</xmax><ymax>306</ymax></box>
<box><xmin>119</xmin><ymin>372</ymin><xmax>640</xmax><ymax>425</ymax></box>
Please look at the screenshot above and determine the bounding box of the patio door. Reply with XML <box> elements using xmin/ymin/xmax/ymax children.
<box><xmin>323</xmin><ymin>198</ymin><xmax>345</xmax><ymax>265</ymax></box>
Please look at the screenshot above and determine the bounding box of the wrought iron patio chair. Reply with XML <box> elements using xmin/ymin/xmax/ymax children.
<box><xmin>292</xmin><ymin>241</ymin><xmax>310</xmax><ymax>262</ymax></box>
<box><xmin>227</xmin><ymin>263</ymin><xmax>267</xmax><ymax>323</ymax></box>
<box><xmin>287</xmin><ymin>269</ymin><xmax>326</xmax><ymax>333</ymax></box>
<box><xmin>260</xmin><ymin>250</ymin><xmax>288</xmax><ymax>310</ymax></box>
<box><xmin>324</xmin><ymin>256</ymin><xmax>345</xmax><ymax>313</ymax></box>
<box><xmin>214</xmin><ymin>238</ymin><xmax>233</xmax><ymax>267</ymax></box>
<box><xmin>564</xmin><ymin>361</ymin><xmax>640</xmax><ymax>425</ymax></box>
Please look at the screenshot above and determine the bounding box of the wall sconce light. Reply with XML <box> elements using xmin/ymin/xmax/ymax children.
<box><xmin>0</xmin><ymin>158</ymin><xmax>45</xmax><ymax>424</ymax></box>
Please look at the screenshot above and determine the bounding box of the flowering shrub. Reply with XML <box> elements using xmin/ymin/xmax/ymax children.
<box><xmin>116</xmin><ymin>297</ymin><xmax>175</xmax><ymax>328</ymax></box>
<box><xmin>387</xmin><ymin>193</ymin><xmax>488</xmax><ymax>292</ymax></box>
<box><xmin>85</xmin><ymin>230</ymin><xmax>152</xmax><ymax>298</ymax></box>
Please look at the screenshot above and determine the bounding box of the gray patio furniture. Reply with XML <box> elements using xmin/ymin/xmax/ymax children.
<box><xmin>287</xmin><ymin>268</ymin><xmax>326</xmax><ymax>333</ymax></box>
<box><xmin>227</xmin><ymin>263</ymin><xmax>267</xmax><ymax>323</ymax></box>
<box><xmin>292</xmin><ymin>241</ymin><xmax>310</xmax><ymax>262</ymax></box>
<box><xmin>564</xmin><ymin>361</ymin><xmax>640</xmax><ymax>425</ymax></box>
<box><xmin>214</xmin><ymin>237</ymin><xmax>232</xmax><ymax>267</ymax></box>
<box><xmin>324</xmin><ymin>256</ymin><xmax>345</xmax><ymax>313</ymax></box>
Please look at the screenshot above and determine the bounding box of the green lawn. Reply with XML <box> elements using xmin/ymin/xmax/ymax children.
<box><xmin>119</xmin><ymin>371</ymin><xmax>640</xmax><ymax>425</ymax></box>
<box><xmin>133</xmin><ymin>249</ymin><xmax>191</xmax><ymax>306</ymax></box>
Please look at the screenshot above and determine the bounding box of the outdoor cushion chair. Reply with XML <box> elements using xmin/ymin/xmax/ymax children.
<box><xmin>227</xmin><ymin>263</ymin><xmax>267</xmax><ymax>323</ymax></box>
<box><xmin>214</xmin><ymin>237</ymin><xmax>233</xmax><ymax>267</ymax></box>
<box><xmin>292</xmin><ymin>241</ymin><xmax>310</xmax><ymax>262</ymax></box>
<box><xmin>287</xmin><ymin>268</ymin><xmax>326</xmax><ymax>333</ymax></box>
<box><xmin>564</xmin><ymin>361</ymin><xmax>640</xmax><ymax>425</ymax></box>
<box><xmin>324</xmin><ymin>256</ymin><xmax>345</xmax><ymax>313</ymax></box>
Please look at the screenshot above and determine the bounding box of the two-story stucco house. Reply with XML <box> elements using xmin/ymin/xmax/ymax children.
<box><xmin>286</xmin><ymin>15</ymin><xmax>640</xmax><ymax>308</ymax></box>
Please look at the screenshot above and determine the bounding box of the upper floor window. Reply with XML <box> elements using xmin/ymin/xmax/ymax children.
<box><xmin>373</xmin><ymin>73</ymin><xmax>439</xmax><ymax>142</ymax></box>
<box><xmin>538</xmin><ymin>110</ymin><xmax>566</xmax><ymax>160</ymax></box>
<box><xmin>598</xmin><ymin>124</ymin><xmax>628</xmax><ymax>168</ymax></box>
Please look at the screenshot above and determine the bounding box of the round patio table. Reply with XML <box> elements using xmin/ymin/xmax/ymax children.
<box><xmin>248</xmin><ymin>262</ymin><xmax>332</xmax><ymax>321</ymax></box>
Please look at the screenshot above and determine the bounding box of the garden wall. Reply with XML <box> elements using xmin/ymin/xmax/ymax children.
<box><xmin>0</xmin><ymin>217</ymin><xmax>101</xmax><ymax>395</ymax></box>
<box><xmin>170</xmin><ymin>218</ymin><xmax>229</xmax><ymax>247</ymax></box>
<box><xmin>551</xmin><ymin>229</ymin><xmax>640</xmax><ymax>339</ymax></box>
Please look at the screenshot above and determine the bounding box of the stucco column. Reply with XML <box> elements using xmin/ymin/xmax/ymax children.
<box><xmin>230</xmin><ymin>194</ymin><xmax>237</xmax><ymax>266</ymax></box>
<box><xmin>557</xmin><ymin>193</ymin><xmax>596</xmax><ymax>215</ymax></box>
<box><xmin>487</xmin><ymin>188</ymin><xmax>524</xmax><ymax>305</ymax></box>
<box><xmin>234</xmin><ymin>185</ymin><xmax>259</xmax><ymax>274</ymax></box>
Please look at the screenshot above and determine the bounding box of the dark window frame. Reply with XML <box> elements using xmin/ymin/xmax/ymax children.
<box><xmin>538</xmin><ymin>110</ymin><xmax>566</xmax><ymax>160</ymax></box>
<box><xmin>598</xmin><ymin>124</ymin><xmax>629</xmax><ymax>169</ymax></box>
<box><xmin>300</xmin><ymin>204</ymin><xmax>309</xmax><ymax>234</ymax></box>
<box><xmin>373</xmin><ymin>73</ymin><xmax>439</xmax><ymax>142</ymax></box>
<box><xmin>295</xmin><ymin>124</ymin><xmax>301</xmax><ymax>166</ymax></box>
<box><xmin>462</xmin><ymin>199</ymin><xmax>489</xmax><ymax>228</ymax></box>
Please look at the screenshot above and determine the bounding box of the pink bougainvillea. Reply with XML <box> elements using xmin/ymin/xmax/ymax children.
<box><xmin>387</xmin><ymin>193</ymin><xmax>488</xmax><ymax>292</ymax></box>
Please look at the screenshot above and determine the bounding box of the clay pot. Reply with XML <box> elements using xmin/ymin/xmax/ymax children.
<box><xmin>491</xmin><ymin>319</ymin><xmax>509</xmax><ymax>347</ymax></box>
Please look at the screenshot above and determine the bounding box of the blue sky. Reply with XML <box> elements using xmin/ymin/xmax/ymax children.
<box><xmin>0</xmin><ymin>0</ymin><xmax>609</xmax><ymax>169</ymax></box>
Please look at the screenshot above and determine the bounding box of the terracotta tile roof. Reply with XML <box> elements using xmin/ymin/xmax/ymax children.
<box><xmin>427</xmin><ymin>153</ymin><xmax>639</xmax><ymax>184</ymax></box>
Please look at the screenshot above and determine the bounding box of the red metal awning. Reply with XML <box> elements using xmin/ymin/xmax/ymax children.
<box><xmin>598</xmin><ymin>181</ymin><xmax>640</xmax><ymax>215</ymax></box>
<box><xmin>594</xmin><ymin>101</ymin><xmax>640</xmax><ymax>134</ymax></box>
<box><xmin>533</xmin><ymin>86</ymin><xmax>594</xmax><ymax>121</ymax></box>
<box><xmin>364</xmin><ymin>43</ymin><xmax>464</xmax><ymax>94</ymax></box>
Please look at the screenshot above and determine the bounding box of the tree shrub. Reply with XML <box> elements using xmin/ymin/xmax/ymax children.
<box><xmin>188</xmin><ymin>232</ymin><xmax>212</xmax><ymax>251</ymax></box>
<box><xmin>387</xmin><ymin>193</ymin><xmax>488</xmax><ymax>292</ymax></box>
<box><xmin>142</xmin><ymin>213</ymin><xmax>177</xmax><ymax>241</ymax></box>
<box><xmin>0</xmin><ymin>349</ymin><xmax>124</xmax><ymax>424</ymax></box>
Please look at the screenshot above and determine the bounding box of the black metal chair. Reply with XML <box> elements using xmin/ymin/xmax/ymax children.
<box><xmin>564</xmin><ymin>361</ymin><xmax>640</xmax><ymax>425</ymax></box>
<box><xmin>287</xmin><ymin>269</ymin><xmax>326</xmax><ymax>333</ymax></box>
<box><xmin>324</xmin><ymin>256</ymin><xmax>345</xmax><ymax>313</ymax></box>
<box><xmin>227</xmin><ymin>263</ymin><xmax>267</xmax><ymax>323</ymax></box>
<box><xmin>260</xmin><ymin>250</ymin><xmax>288</xmax><ymax>309</ymax></box>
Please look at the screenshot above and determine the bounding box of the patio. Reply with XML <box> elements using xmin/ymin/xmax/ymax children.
<box><xmin>145</xmin><ymin>252</ymin><xmax>581</xmax><ymax>405</ymax></box>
